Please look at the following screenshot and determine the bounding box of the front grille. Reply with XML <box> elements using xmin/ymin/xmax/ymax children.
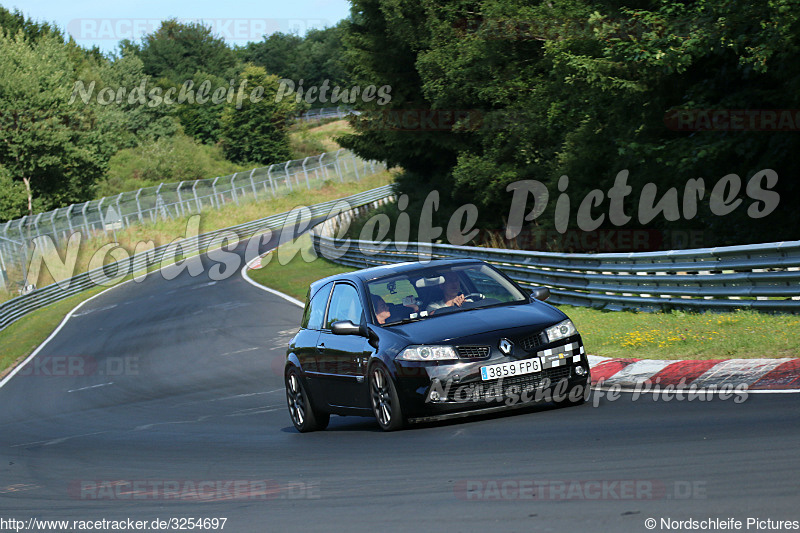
<box><xmin>445</xmin><ymin>366</ymin><xmax>573</xmax><ymax>402</ymax></box>
<box><xmin>503</xmin><ymin>366</ymin><xmax>571</xmax><ymax>390</ymax></box>
<box><xmin>520</xmin><ymin>332</ymin><xmax>545</xmax><ymax>351</ymax></box>
<box><xmin>457</xmin><ymin>345</ymin><xmax>490</xmax><ymax>359</ymax></box>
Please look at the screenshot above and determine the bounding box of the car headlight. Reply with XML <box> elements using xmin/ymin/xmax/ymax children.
<box><xmin>545</xmin><ymin>319</ymin><xmax>577</xmax><ymax>343</ymax></box>
<box><xmin>396</xmin><ymin>345</ymin><xmax>458</xmax><ymax>361</ymax></box>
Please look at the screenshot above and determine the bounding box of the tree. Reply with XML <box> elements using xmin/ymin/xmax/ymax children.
<box><xmin>236</xmin><ymin>33</ymin><xmax>304</xmax><ymax>79</ymax></box>
<box><xmin>0</xmin><ymin>31</ymin><xmax>107</xmax><ymax>218</ymax></box>
<box><xmin>339</xmin><ymin>0</ymin><xmax>800</xmax><ymax>247</ymax></box>
<box><xmin>218</xmin><ymin>65</ymin><xmax>301</xmax><ymax>165</ymax></box>
<box><xmin>132</xmin><ymin>19</ymin><xmax>239</xmax><ymax>84</ymax></box>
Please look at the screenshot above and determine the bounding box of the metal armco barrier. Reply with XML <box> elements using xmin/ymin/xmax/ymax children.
<box><xmin>0</xmin><ymin>185</ymin><xmax>394</xmax><ymax>331</ymax></box>
<box><xmin>311</xmin><ymin>215</ymin><xmax>800</xmax><ymax>314</ymax></box>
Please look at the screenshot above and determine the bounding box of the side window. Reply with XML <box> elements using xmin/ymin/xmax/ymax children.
<box><xmin>326</xmin><ymin>283</ymin><xmax>364</xmax><ymax>329</ymax></box>
<box><xmin>301</xmin><ymin>282</ymin><xmax>333</xmax><ymax>330</ymax></box>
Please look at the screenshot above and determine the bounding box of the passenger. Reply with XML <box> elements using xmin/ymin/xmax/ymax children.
<box><xmin>372</xmin><ymin>295</ymin><xmax>391</xmax><ymax>325</ymax></box>
<box><xmin>426</xmin><ymin>272</ymin><xmax>467</xmax><ymax>314</ymax></box>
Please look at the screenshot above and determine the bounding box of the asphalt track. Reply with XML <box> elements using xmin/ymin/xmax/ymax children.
<box><xmin>1</xmin><ymin>225</ymin><xmax>799</xmax><ymax>533</ymax></box>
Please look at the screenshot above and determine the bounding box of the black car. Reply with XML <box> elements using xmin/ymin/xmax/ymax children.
<box><xmin>284</xmin><ymin>259</ymin><xmax>590</xmax><ymax>432</ymax></box>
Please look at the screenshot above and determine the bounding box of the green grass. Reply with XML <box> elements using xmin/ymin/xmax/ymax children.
<box><xmin>564</xmin><ymin>306</ymin><xmax>800</xmax><ymax>360</ymax></box>
<box><xmin>247</xmin><ymin>233</ymin><xmax>355</xmax><ymax>299</ymax></box>
<box><xmin>289</xmin><ymin>119</ymin><xmax>354</xmax><ymax>158</ymax></box>
<box><xmin>0</xmin><ymin>285</ymin><xmax>108</xmax><ymax>380</ymax></box>
<box><xmin>247</xmin><ymin>250</ymin><xmax>800</xmax><ymax>360</ymax></box>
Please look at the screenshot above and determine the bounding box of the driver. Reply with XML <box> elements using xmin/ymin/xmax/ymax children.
<box><xmin>426</xmin><ymin>272</ymin><xmax>469</xmax><ymax>314</ymax></box>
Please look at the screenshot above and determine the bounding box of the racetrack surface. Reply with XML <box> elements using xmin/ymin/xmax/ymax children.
<box><xmin>1</xmin><ymin>227</ymin><xmax>798</xmax><ymax>533</ymax></box>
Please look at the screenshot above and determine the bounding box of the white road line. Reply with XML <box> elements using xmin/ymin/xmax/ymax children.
<box><xmin>220</xmin><ymin>347</ymin><xmax>260</xmax><ymax>356</ymax></box>
<box><xmin>68</xmin><ymin>382</ymin><xmax>114</xmax><ymax>393</ymax></box>
<box><xmin>72</xmin><ymin>304</ymin><xmax>118</xmax><ymax>318</ymax></box>
<box><xmin>0</xmin><ymin>282</ymin><xmax>133</xmax><ymax>390</ymax></box>
<box><xmin>0</xmin><ymin>225</ymin><xmax>279</xmax><ymax>390</ymax></box>
<box><xmin>240</xmin><ymin>255</ymin><xmax>304</xmax><ymax>308</ymax></box>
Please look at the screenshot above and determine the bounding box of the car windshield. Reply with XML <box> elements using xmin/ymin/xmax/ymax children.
<box><xmin>367</xmin><ymin>263</ymin><xmax>527</xmax><ymax>326</ymax></box>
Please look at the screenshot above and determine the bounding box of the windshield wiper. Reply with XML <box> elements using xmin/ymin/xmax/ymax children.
<box><xmin>385</xmin><ymin>315</ymin><xmax>427</xmax><ymax>326</ymax></box>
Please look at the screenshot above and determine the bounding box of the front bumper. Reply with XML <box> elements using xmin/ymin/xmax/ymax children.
<box><xmin>393</xmin><ymin>335</ymin><xmax>590</xmax><ymax>419</ymax></box>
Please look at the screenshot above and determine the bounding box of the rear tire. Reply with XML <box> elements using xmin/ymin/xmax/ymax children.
<box><xmin>369</xmin><ymin>365</ymin><xmax>405</xmax><ymax>431</ymax></box>
<box><xmin>286</xmin><ymin>368</ymin><xmax>330</xmax><ymax>432</ymax></box>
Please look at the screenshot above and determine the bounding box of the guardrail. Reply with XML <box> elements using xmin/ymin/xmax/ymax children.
<box><xmin>0</xmin><ymin>149</ymin><xmax>385</xmax><ymax>292</ymax></box>
<box><xmin>310</xmin><ymin>206</ymin><xmax>800</xmax><ymax>314</ymax></box>
<box><xmin>0</xmin><ymin>185</ymin><xmax>395</xmax><ymax>331</ymax></box>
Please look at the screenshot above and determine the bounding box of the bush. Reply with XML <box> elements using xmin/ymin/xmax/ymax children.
<box><xmin>97</xmin><ymin>133</ymin><xmax>246</xmax><ymax>197</ymax></box>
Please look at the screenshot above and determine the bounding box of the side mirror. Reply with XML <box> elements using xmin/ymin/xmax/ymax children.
<box><xmin>331</xmin><ymin>320</ymin><xmax>367</xmax><ymax>337</ymax></box>
<box><xmin>528</xmin><ymin>287</ymin><xmax>550</xmax><ymax>302</ymax></box>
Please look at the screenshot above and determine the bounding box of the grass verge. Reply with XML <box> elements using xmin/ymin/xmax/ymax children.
<box><xmin>247</xmin><ymin>247</ymin><xmax>799</xmax><ymax>360</ymax></box>
<box><xmin>0</xmin><ymin>285</ymin><xmax>108</xmax><ymax>380</ymax></box>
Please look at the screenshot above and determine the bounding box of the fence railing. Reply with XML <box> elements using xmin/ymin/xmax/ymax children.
<box><xmin>311</xmin><ymin>201</ymin><xmax>800</xmax><ymax>314</ymax></box>
<box><xmin>0</xmin><ymin>185</ymin><xmax>395</xmax><ymax>331</ymax></box>
<box><xmin>298</xmin><ymin>107</ymin><xmax>357</xmax><ymax>122</ymax></box>
<box><xmin>0</xmin><ymin>149</ymin><xmax>385</xmax><ymax>292</ymax></box>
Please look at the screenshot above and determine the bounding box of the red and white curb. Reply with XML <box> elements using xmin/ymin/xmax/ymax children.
<box><xmin>588</xmin><ymin>355</ymin><xmax>800</xmax><ymax>392</ymax></box>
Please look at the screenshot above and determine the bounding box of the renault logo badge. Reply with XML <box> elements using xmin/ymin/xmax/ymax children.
<box><xmin>499</xmin><ymin>338</ymin><xmax>513</xmax><ymax>355</ymax></box>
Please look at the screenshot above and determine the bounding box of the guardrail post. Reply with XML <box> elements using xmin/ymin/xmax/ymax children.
<box><xmin>319</xmin><ymin>153</ymin><xmax>328</xmax><ymax>180</ymax></box>
<box><xmin>49</xmin><ymin>211</ymin><xmax>59</xmax><ymax>247</ymax></box>
<box><xmin>97</xmin><ymin>198</ymin><xmax>107</xmax><ymax>236</ymax></box>
<box><xmin>32</xmin><ymin>213</ymin><xmax>42</xmax><ymax>238</ymax></box>
<box><xmin>155</xmin><ymin>183</ymin><xmax>171</xmax><ymax>220</ymax></box>
<box><xmin>192</xmin><ymin>181</ymin><xmax>200</xmax><ymax>212</ymax></box>
<box><xmin>65</xmin><ymin>204</ymin><xmax>74</xmax><ymax>237</ymax></box>
<box><xmin>230</xmin><ymin>174</ymin><xmax>239</xmax><ymax>206</ymax></box>
<box><xmin>115</xmin><ymin>193</ymin><xmax>125</xmax><ymax>228</ymax></box>
<box><xmin>284</xmin><ymin>161</ymin><xmax>292</xmax><ymax>192</ymax></box>
<box><xmin>302</xmin><ymin>157</ymin><xmax>311</xmax><ymax>189</ymax></box>
<box><xmin>334</xmin><ymin>149</ymin><xmax>344</xmax><ymax>182</ymax></box>
<box><xmin>211</xmin><ymin>177</ymin><xmax>220</xmax><ymax>209</ymax></box>
<box><xmin>135</xmin><ymin>189</ymin><xmax>144</xmax><ymax>223</ymax></box>
<box><xmin>267</xmin><ymin>164</ymin><xmax>276</xmax><ymax>196</ymax></box>
<box><xmin>81</xmin><ymin>203</ymin><xmax>90</xmax><ymax>236</ymax></box>
<box><xmin>249</xmin><ymin>169</ymin><xmax>258</xmax><ymax>200</ymax></box>
<box><xmin>176</xmin><ymin>181</ymin><xmax>185</xmax><ymax>217</ymax></box>
<box><xmin>352</xmin><ymin>154</ymin><xmax>361</xmax><ymax>181</ymax></box>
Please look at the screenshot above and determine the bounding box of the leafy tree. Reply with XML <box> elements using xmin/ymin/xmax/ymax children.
<box><xmin>339</xmin><ymin>0</ymin><xmax>800</xmax><ymax>247</ymax></box>
<box><xmin>218</xmin><ymin>65</ymin><xmax>301</xmax><ymax>164</ymax></box>
<box><xmin>236</xmin><ymin>33</ymin><xmax>304</xmax><ymax>79</ymax></box>
<box><xmin>91</xmin><ymin>52</ymin><xmax>178</xmax><ymax>151</ymax></box>
<box><xmin>236</xmin><ymin>23</ymin><xmax>350</xmax><ymax>102</ymax></box>
<box><xmin>173</xmin><ymin>71</ymin><xmax>228</xmax><ymax>144</ymax></box>
<box><xmin>0</xmin><ymin>6</ymin><xmax>62</xmax><ymax>43</ymax></box>
<box><xmin>0</xmin><ymin>30</ymin><xmax>107</xmax><ymax>218</ymax></box>
<box><xmin>132</xmin><ymin>19</ymin><xmax>239</xmax><ymax>83</ymax></box>
<box><xmin>338</xmin><ymin>0</ymin><xmax>484</xmax><ymax>228</ymax></box>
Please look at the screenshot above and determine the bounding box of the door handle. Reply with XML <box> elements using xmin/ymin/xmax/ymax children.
<box><xmin>317</xmin><ymin>343</ymin><xmax>326</xmax><ymax>351</ymax></box>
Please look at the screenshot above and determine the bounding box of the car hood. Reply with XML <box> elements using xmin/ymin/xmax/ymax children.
<box><xmin>383</xmin><ymin>301</ymin><xmax>566</xmax><ymax>345</ymax></box>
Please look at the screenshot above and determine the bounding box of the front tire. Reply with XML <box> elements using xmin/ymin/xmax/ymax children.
<box><xmin>369</xmin><ymin>365</ymin><xmax>405</xmax><ymax>431</ymax></box>
<box><xmin>286</xmin><ymin>368</ymin><xmax>330</xmax><ymax>432</ymax></box>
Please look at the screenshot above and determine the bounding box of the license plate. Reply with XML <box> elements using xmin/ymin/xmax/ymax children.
<box><xmin>480</xmin><ymin>358</ymin><xmax>541</xmax><ymax>381</ymax></box>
